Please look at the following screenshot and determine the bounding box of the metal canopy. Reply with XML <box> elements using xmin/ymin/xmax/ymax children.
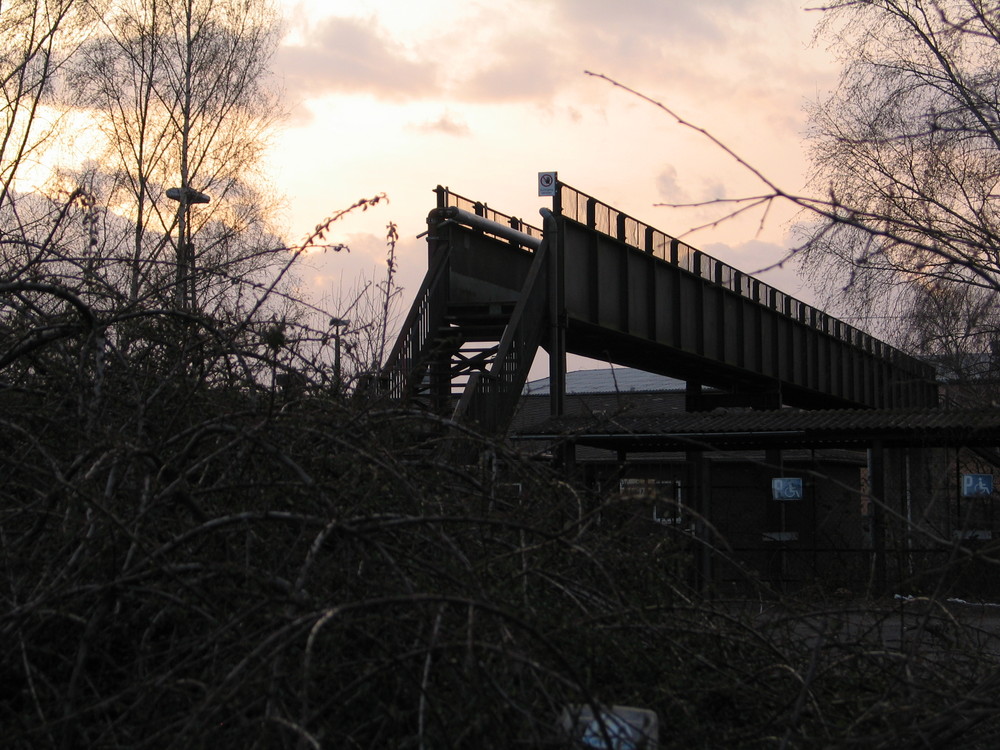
<box><xmin>514</xmin><ymin>407</ymin><xmax>1000</xmax><ymax>452</ymax></box>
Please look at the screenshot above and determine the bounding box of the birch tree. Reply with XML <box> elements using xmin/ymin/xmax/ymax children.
<box><xmin>65</xmin><ymin>0</ymin><xmax>283</xmax><ymax>314</ymax></box>
<box><xmin>799</xmin><ymin>0</ymin><xmax>1000</xmax><ymax>355</ymax></box>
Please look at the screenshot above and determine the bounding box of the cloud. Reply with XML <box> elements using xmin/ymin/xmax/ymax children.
<box><xmin>277</xmin><ymin>16</ymin><xmax>440</xmax><ymax>101</ymax></box>
<box><xmin>410</xmin><ymin>111</ymin><xmax>471</xmax><ymax>137</ymax></box>
<box><xmin>455</xmin><ymin>33</ymin><xmax>569</xmax><ymax>102</ymax></box>
<box><xmin>276</xmin><ymin>9</ymin><xmax>572</xmax><ymax>106</ymax></box>
<box><xmin>700</xmin><ymin>179</ymin><xmax>727</xmax><ymax>202</ymax></box>
<box><xmin>702</xmin><ymin>238</ymin><xmax>808</xmax><ymax>299</ymax></box>
<box><xmin>551</xmin><ymin>0</ymin><xmax>778</xmax><ymax>46</ymax></box>
<box><xmin>272</xmin><ymin>0</ymin><xmax>830</xmax><ymax>127</ymax></box>
<box><xmin>657</xmin><ymin>165</ymin><xmax>689</xmax><ymax>203</ymax></box>
<box><xmin>461</xmin><ymin>55</ymin><xmax>561</xmax><ymax>102</ymax></box>
<box><xmin>657</xmin><ymin>167</ymin><xmax>731</xmax><ymax>206</ymax></box>
<box><xmin>543</xmin><ymin>0</ymin><xmax>822</xmax><ymax>103</ymax></box>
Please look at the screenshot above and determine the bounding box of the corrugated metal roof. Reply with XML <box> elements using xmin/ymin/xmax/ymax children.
<box><xmin>514</xmin><ymin>407</ymin><xmax>1000</xmax><ymax>451</ymax></box>
<box><xmin>512</xmin><ymin>390</ymin><xmax>686</xmax><ymax>431</ymax></box>
<box><xmin>523</xmin><ymin>367</ymin><xmax>685</xmax><ymax>395</ymax></box>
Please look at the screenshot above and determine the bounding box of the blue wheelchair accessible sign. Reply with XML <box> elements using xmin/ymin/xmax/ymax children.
<box><xmin>772</xmin><ymin>478</ymin><xmax>804</xmax><ymax>501</ymax></box>
<box><xmin>962</xmin><ymin>474</ymin><xmax>994</xmax><ymax>497</ymax></box>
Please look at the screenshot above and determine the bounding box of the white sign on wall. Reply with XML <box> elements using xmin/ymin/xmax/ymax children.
<box><xmin>771</xmin><ymin>477</ymin><xmax>803</xmax><ymax>501</ymax></box>
<box><xmin>538</xmin><ymin>171</ymin><xmax>557</xmax><ymax>196</ymax></box>
<box><xmin>962</xmin><ymin>473</ymin><xmax>993</xmax><ymax>497</ymax></box>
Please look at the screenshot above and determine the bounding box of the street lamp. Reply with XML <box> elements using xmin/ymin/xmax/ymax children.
<box><xmin>330</xmin><ymin>316</ymin><xmax>349</xmax><ymax>391</ymax></box>
<box><xmin>167</xmin><ymin>186</ymin><xmax>210</xmax><ymax>310</ymax></box>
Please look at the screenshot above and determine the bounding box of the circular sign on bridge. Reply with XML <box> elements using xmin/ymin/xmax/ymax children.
<box><xmin>538</xmin><ymin>171</ymin><xmax>557</xmax><ymax>196</ymax></box>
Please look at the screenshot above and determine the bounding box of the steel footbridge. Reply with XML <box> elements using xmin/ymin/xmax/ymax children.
<box><xmin>379</xmin><ymin>181</ymin><xmax>938</xmax><ymax>434</ymax></box>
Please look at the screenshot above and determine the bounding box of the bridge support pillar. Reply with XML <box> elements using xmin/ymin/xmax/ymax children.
<box><xmin>869</xmin><ymin>442</ymin><xmax>887</xmax><ymax>594</ymax></box>
<box><xmin>688</xmin><ymin>451</ymin><xmax>713</xmax><ymax>595</ymax></box>
<box><xmin>548</xmin><ymin>210</ymin><xmax>566</xmax><ymax>418</ymax></box>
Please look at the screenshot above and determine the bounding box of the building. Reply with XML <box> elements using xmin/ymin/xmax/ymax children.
<box><xmin>512</xmin><ymin>368</ymin><xmax>1000</xmax><ymax>596</ymax></box>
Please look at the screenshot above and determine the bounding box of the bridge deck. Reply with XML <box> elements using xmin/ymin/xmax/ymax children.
<box><xmin>436</xmin><ymin>182</ymin><xmax>937</xmax><ymax>411</ymax></box>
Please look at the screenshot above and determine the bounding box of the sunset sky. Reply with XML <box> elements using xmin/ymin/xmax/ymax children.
<box><xmin>267</xmin><ymin>0</ymin><xmax>841</xmax><ymax>366</ymax></box>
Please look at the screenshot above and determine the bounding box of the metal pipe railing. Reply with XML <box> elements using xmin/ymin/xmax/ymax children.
<box><xmin>437</xmin><ymin>206</ymin><xmax>541</xmax><ymax>250</ymax></box>
<box><xmin>435</xmin><ymin>185</ymin><xmax>542</xmax><ymax>244</ymax></box>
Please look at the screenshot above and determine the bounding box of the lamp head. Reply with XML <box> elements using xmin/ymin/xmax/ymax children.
<box><xmin>166</xmin><ymin>187</ymin><xmax>211</xmax><ymax>204</ymax></box>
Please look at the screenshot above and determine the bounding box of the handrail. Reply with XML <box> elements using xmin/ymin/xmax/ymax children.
<box><xmin>379</xmin><ymin>202</ymin><xmax>541</xmax><ymax>405</ymax></box>
<box><xmin>435</xmin><ymin>185</ymin><xmax>543</xmax><ymax>244</ymax></box>
<box><xmin>379</xmin><ymin>219</ymin><xmax>453</xmax><ymax>399</ymax></box>
<box><xmin>555</xmin><ymin>181</ymin><xmax>934</xmax><ymax>376</ymax></box>
<box><xmin>437</xmin><ymin>206</ymin><xmax>541</xmax><ymax>250</ymax></box>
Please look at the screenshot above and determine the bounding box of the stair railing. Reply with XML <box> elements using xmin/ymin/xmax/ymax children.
<box><xmin>454</xmin><ymin>209</ymin><xmax>555</xmax><ymax>434</ymax></box>
<box><xmin>378</xmin><ymin>217</ymin><xmax>453</xmax><ymax>401</ymax></box>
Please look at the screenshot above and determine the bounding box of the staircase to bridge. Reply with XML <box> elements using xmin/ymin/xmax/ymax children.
<box><xmin>379</xmin><ymin>181</ymin><xmax>938</xmax><ymax>435</ymax></box>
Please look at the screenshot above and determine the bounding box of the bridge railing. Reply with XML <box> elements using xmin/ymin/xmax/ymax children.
<box><xmin>435</xmin><ymin>185</ymin><xmax>543</xmax><ymax>244</ymax></box>
<box><xmin>555</xmin><ymin>181</ymin><xmax>929</xmax><ymax>372</ymax></box>
<box><xmin>379</xmin><ymin>237</ymin><xmax>452</xmax><ymax>400</ymax></box>
<box><xmin>455</xmin><ymin>230</ymin><xmax>551</xmax><ymax>433</ymax></box>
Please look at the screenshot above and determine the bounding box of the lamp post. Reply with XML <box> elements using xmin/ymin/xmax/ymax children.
<box><xmin>330</xmin><ymin>316</ymin><xmax>349</xmax><ymax>391</ymax></box>
<box><xmin>166</xmin><ymin>186</ymin><xmax>210</xmax><ymax>310</ymax></box>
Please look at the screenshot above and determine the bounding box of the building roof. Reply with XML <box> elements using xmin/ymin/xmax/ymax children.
<box><xmin>523</xmin><ymin>367</ymin><xmax>685</xmax><ymax>395</ymax></box>
<box><xmin>516</xmin><ymin>367</ymin><xmax>687</xmax><ymax>436</ymax></box>
<box><xmin>515</xmin><ymin>367</ymin><xmax>1000</xmax><ymax>454</ymax></box>
<box><xmin>514</xmin><ymin>407</ymin><xmax>1000</xmax><ymax>452</ymax></box>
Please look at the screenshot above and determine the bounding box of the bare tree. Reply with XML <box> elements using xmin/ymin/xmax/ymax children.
<box><xmin>63</xmin><ymin>0</ymin><xmax>283</xmax><ymax>314</ymax></box>
<box><xmin>0</xmin><ymin>1</ymin><xmax>94</xmax><ymax>265</ymax></box>
<box><xmin>898</xmin><ymin>280</ymin><xmax>1000</xmax><ymax>403</ymax></box>
<box><xmin>0</xmin><ymin>0</ymin><xmax>83</xmax><ymax>195</ymax></box>
<box><xmin>593</xmin><ymin>2</ymin><xmax>1000</xmax><ymax>364</ymax></box>
<box><xmin>797</xmin><ymin>0</ymin><xmax>1000</xmax><ymax>350</ymax></box>
<box><xmin>328</xmin><ymin>221</ymin><xmax>403</xmax><ymax>387</ymax></box>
